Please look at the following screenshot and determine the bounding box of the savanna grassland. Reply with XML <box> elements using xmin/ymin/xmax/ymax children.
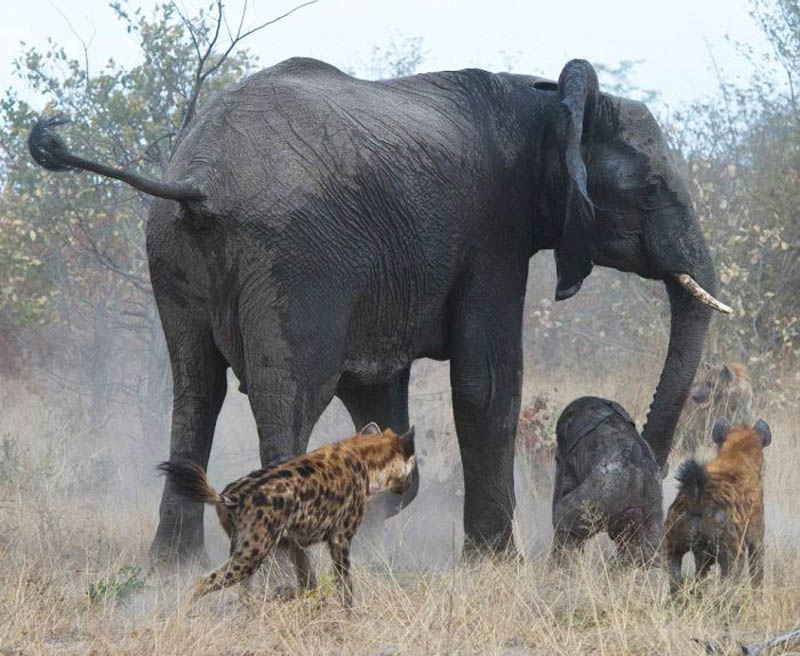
<box><xmin>2</xmin><ymin>2</ymin><xmax>800</xmax><ymax>654</ymax></box>
<box><xmin>1</xmin><ymin>363</ymin><xmax>798</xmax><ymax>656</ymax></box>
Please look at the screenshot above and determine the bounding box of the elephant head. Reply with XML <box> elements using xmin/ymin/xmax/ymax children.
<box><xmin>534</xmin><ymin>60</ymin><xmax>731</xmax><ymax>467</ymax></box>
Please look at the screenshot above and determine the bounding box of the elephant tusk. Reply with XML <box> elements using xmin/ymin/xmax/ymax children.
<box><xmin>673</xmin><ymin>273</ymin><xmax>733</xmax><ymax>315</ymax></box>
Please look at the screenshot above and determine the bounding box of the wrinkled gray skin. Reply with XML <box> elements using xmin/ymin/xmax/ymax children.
<box><xmin>551</xmin><ymin>397</ymin><xmax>663</xmax><ymax>565</ymax></box>
<box><xmin>28</xmin><ymin>57</ymin><xmax>717</xmax><ymax>563</ymax></box>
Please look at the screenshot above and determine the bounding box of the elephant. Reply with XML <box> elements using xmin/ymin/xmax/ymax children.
<box><xmin>28</xmin><ymin>57</ymin><xmax>731</xmax><ymax>563</ymax></box>
<box><xmin>551</xmin><ymin>397</ymin><xmax>662</xmax><ymax>566</ymax></box>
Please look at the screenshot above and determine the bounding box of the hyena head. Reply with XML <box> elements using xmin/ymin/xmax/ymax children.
<box><xmin>355</xmin><ymin>423</ymin><xmax>416</xmax><ymax>495</ymax></box>
<box><xmin>711</xmin><ymin>416</ymin><xmax>771</xmax><ymax>465</ymax></box>
<box><xmin>691</xmin><ymin>362</ymin><xmax>753</xmax><ymax>423</ymax></box>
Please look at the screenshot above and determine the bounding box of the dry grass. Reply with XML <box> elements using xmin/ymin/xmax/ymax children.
<box><xmin>1</xmin><ymin>368</ymin><xmax>799</xmax><ymax>655</ymax></box>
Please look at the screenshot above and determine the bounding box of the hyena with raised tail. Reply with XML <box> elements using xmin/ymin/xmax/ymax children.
<box><xmin>158</xmin><ymin>423</ymin><xmax>416</xmax><ymax>608</ymax></box>
<box><xmin>665</xmin><ymin>417</ymin><xmax>770</xmax><ymax>594</ymax></box>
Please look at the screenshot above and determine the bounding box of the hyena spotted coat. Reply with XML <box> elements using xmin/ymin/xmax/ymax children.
<box><xmin>665</xmin><ymin>417</ymin><xmax>771</xmax><ymax>594</ymax></box>
<box><xmin>158</xmin><ymin>423</ymin><xmax>416</xmax><ymax>607</ymax></box>
<box><xmin>678</xmin><ymin>361</ymin><xmax>754</xmax><ymax>451</ymax></box>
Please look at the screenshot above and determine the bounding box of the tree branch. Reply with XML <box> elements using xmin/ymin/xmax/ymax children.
<box><xmin>177</xmin><ymin>0</ymin><xmax>320</xmax><ymax>135</ymax></box>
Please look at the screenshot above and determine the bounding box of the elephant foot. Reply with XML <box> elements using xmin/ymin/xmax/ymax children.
<box><xmin>461</xmin><ymin>530</ymin><xmax>521</xmax><ymax>563</ymax></box>
<box><xmin>148</xmin><ymin>524</ymin><xmax>209</xmax><ymax>570</ymax></box>
<box><xmin>272</xmin><ymin>584</ymin><xmax>304</xmax><ymax>602</ymax></box>
<box><xmin>148</xmin><ymin>542</ymin><xmax>210</xmax><ymax>572</ymax></box>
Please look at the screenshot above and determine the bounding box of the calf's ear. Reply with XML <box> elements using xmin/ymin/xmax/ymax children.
<box><xmin>754</xmin><ymin>418</ymin><xmax>771</xmax><ymax>447</ymax></box>
<box><xmin>712</xmin><ymin>416</ymin><xmax>730</xmax><ymax>445</ymax></box>
<box><xmin>720</xmin><ymin>364</ymin><xmax>734</xmax><ymax>383</ymax></box>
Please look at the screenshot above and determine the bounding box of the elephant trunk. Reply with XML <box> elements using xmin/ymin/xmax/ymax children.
<box><xmin>641</xmin><ymin>266</ymin><xmax>715</xmax><ymax>469</ymax></box>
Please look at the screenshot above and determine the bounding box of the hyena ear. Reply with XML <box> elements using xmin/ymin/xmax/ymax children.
<box><xmin>399</xmin><ymin>426</ymin><xmax>415</xmax><ymax>459</ymax></box>
<box><xmin>712</xmin><ymin>416</ymin><xmax>731</xmax><ymax>445</ymax></box>
<box><xmin>719</xmin><ymin>363</ymin><xmax>734</xmax><ymax>383</ymax></box>
<box><xmin>754</xmin><ymin>418</ymin><xmax>771</xmax><ymax>447</ymax></box>
<box><xmin>359</xmin><ymin>422</ymin><xmax>381</xmax><ymax>436</ymax></box>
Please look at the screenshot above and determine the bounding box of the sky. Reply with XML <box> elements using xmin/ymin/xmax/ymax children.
<box><xmin>0</xmin><ymin>0</ymin><xmax>773</xmax><ymax>114</ymax></box>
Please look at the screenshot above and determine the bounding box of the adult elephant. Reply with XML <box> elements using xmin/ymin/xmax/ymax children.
<box><xmin>28</xmin><ymin>57</ymin><xmax>730</xmax><ymax>562</ymax></box>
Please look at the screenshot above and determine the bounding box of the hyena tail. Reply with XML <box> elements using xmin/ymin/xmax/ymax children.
<box><xmin>675</xmin><ymin>459</ymin><xmax>707</xmax><ymax>518</ymax></box>
<box><xmin>157</xmin><ymin>460</ymin><xmax>220</xmax><ymax>505</ymax></box>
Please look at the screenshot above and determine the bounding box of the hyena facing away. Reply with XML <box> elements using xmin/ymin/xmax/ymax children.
<box><xmin>158</xmin><ymin>423</ymin><xmax>416</xmax><ymax>608</ymax></box>
<box><xmin>678</xmin><ymin>361</ymin><xmax>753</xmax><ymax>452</ymax></box>
<box><xmin>665</xmin><ymin>417</ymin><xmax>771</xmax><ymax>595</ymax></box>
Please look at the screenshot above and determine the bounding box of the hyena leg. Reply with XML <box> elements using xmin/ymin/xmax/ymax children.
<box><xmin>716</xmin><ymin>545</ymin><xmax>745</xmax><ymax>583</ymax></box>
<box><xmin>186</xmin><ymin>539</ymin><xmax>276</xmax><ymax>607</ymax></box>
<box><xmin>238</xmin><ymin>574</ymin><xmax>257</xmax><ymax>606</ymax></box>
<box><xmin>290</xmin><ymin>542</ymin><xmax>317</xmax><ymax>592</ymax></box>
<box><xmin>747</xmin><ymin>540</ymin><xmax>764</xmax><ymax>586</ymax></box>
<box><xmin>668</xmin><ymin>548</ymin><xmax>685</xmax><ymax>595</ymax></box>
<box><xmin>327</xmin><ymin>534</ymin><xmax>353</xmax><ymax>608</ymax></box>
<box><xmin>692</xmin><ymin>549</ymin><xmax>716</xmax><ymax>583</ymax></box>
<box><xmin>693</xmin><ymin>549</ymin><xmax>715</xmax><ymax>582</ymax></box>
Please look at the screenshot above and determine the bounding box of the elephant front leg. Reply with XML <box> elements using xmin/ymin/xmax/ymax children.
<box><xmin>450</xmin><ymin>309</ymin><xmax>523</xmax><ymax>558</ymax></box>
<box><xmin>551</xmin><ymin>479</ymin><xmax>602</xmax><ymax>563</ymax></box>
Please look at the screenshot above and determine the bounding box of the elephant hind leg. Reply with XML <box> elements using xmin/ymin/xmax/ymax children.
<box><xmin>337</xmin><ymin>368</ymin><xmax>410</xmax><ymax>434</ymax></box>
<box><xmin>151</xmin><ymin>316</ymin><xmax>228</xmax><ymax>566</ymax></box>
<box><xmin>338</xmin><ymin>369</ymin><xmax>417</xmax><ymax>520</ymax></box>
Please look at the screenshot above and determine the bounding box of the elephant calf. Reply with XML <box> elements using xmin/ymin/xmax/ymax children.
<box><xmin>551</xmin><ymin>397</ymin><xmax>662</xmax><ymax>565</ymax></box>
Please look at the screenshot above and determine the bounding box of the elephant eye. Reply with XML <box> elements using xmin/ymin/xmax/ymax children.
<box><xmin>644</xmin><ymin>182</ymin><xmax>661</xmax><ymax>196</ymax></box>
<box><xmin>631</xmin><ymin>180</ymin><xmax>668</xmax><ymax>211</ymax></box>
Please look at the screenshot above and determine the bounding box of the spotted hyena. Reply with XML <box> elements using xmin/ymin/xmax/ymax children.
<box><xmin>678</xmin><ymin>361</ymin><xmax>753</xmax><ymax>451</ymax></box>
<box><xmin>158</xmin><ymin>423</ymin><xmax>416</xmax><ymax>608</ymax></box>
<box><xmin>665</xmin><ymin>417</ymin><xmax>771</xmax><ymax>594</ymax></box>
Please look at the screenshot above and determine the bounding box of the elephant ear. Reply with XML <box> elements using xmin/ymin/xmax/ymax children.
<box><xmin>553</xmin><ymin>59</ymin><xmax>600</xmax><ymax>301</ymax></box>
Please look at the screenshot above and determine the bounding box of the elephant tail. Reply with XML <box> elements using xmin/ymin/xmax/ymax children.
<box><xmin>28</xmin><ymin>116</ymin><xmax>205</xmax><ymax>204</ymax></box>
<box><xmin>675</xmin><ymin>459</ymin><xmax>706</xmax><ymax>519</ymax></box>
<box><xmin>157</xmin><ymin>460</ymin><xmax>221</xmax><ymax>505</ymax></box>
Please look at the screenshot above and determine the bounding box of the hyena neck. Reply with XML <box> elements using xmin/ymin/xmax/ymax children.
<box><xmin>366</xmin><ymin>467</ymin><xmax>393</xmax><ymax>494</ymax></box>
<box><xmin>343</xmin><ymin>437</ymin><xmax>399</xmax><ymax>495</ymax></box>
<box><xmin>712</xmin><ymin>449</ymin><xmax>763</xmax><ymax>481</ymax></box>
